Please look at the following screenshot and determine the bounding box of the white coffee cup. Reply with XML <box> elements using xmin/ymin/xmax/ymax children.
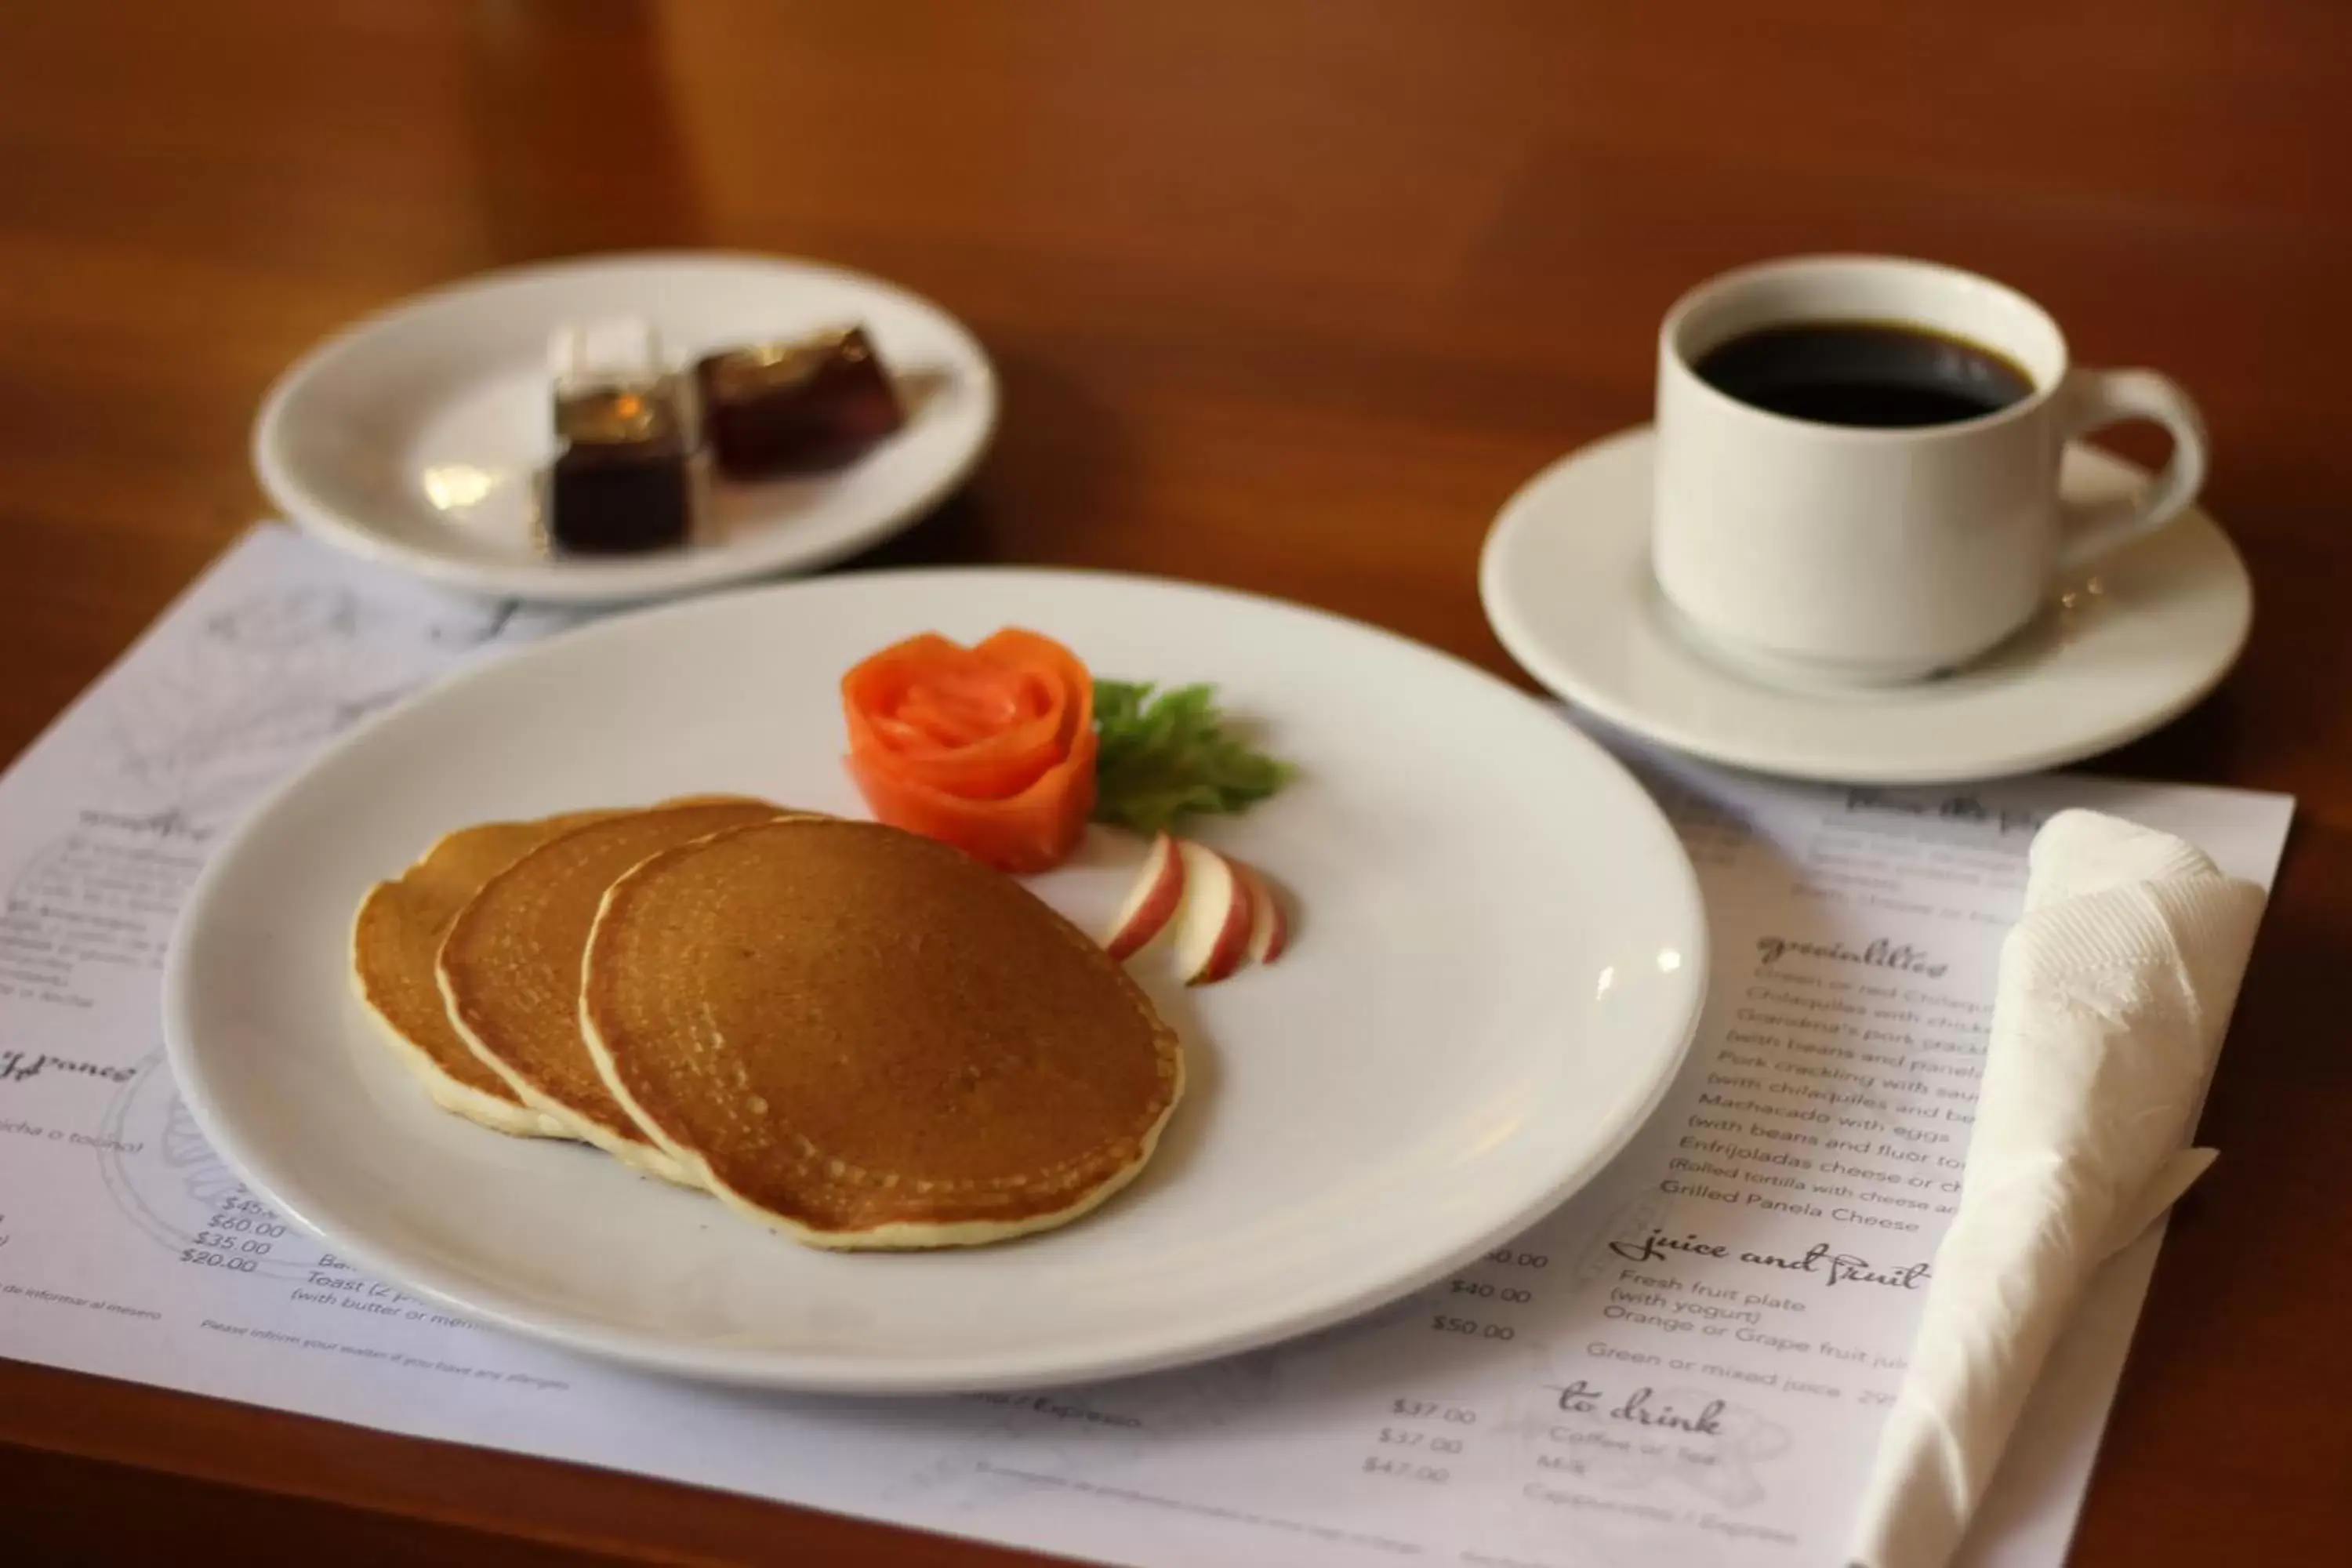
<box><xmin>1651</xmin><ymin>255</ymin><xmax>2209</xmax><ymax>687</ymax></box>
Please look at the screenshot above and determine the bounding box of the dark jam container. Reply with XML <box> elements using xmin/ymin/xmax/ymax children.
<box><xmin>695</xmin><ymin>326</ymin><xmax>906</xmax><ymax>480</ymax></box>
<box><xmin>545</xmin><ymin>379</ymin><xmax>700</xmax><ymax>555</ymax></box>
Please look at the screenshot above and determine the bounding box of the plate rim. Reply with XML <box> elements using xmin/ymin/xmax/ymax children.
<box><xmin>251</xmin><ymin>249</ymin><xmax>1001</xmax><ymax>606</ymax></box>
<box><xmin>162</xmin><ymin>563</ymin><xmax>1711</xmax><ymax>1391</ymax></box>
<box><xmin>1479</xmin><ymin>424</ymin><xmax>2254</xmax><ymax>786</ymax></box>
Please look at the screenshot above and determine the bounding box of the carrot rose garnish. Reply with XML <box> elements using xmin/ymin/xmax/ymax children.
<box><xmin>840</xmin><ymin>628</ymin><xmax>1098</xmax><ymax>873</ymax></box>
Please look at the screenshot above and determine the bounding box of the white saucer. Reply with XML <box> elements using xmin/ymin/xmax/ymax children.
<box><xmin>254</xmin><ymin>252</ymin><xmax>997</xmax><ymax>604</ymax></box>
<box><xmin>1480</xmin><ymin>426</ymin><xmax>2252</xmax><ymax>784</ymax></box>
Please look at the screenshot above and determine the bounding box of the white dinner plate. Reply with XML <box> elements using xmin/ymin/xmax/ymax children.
<box><xmin>1481</xmin><ymin>426</ymin><xmax>2252</xmax><ymax>785</ymax></box>
<box><xmin>253</xmin><ymin>252</ymin><xmax>997</xmax><ymax>604</ymax></box>
<box><xmin>164</xmin><ymin>568</ymin><xmax>1706</xmax><ymax>1392</ymax></box>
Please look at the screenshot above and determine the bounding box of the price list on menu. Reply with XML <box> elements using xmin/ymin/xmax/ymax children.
<box><xmin>0</xmin><ymin>527</ymin><xmax>2292</xmax><ymax>1567</ymax></box>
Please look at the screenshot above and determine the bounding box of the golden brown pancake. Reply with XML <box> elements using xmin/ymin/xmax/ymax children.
<box><xmin>350</xmin><ymin>809</ymin><xmax>616</xmax><ymax>1137</ymax></box>
<box><xmin>437</xmin><ymin>798</ymin><xmax>792</xmax><ymax>1185</ymax></box>
<box><xmin>579</xmin><ymin>818</ymin><xmax>1185</xmax><ymax>1249</ymax></box>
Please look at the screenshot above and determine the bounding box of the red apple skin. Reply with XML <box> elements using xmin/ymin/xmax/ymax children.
<box><xmin>1176</xmin><ymin>840</ymin><xmax>1255</xmax><ymax>985</ymax></box>
<box><xmin>1233</xmin><ymin>861</ymin><xmax>1289</xmax><ymax>964</ymax></box>
<box><xmin>1103</xmin><ymin>832</ymin><xmax>1186</xmax><ymax>960</ymax></box>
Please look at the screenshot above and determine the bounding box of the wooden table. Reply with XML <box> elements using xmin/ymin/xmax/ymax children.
<box><xmin>5</xmin><ymin>2</ymin><xmax>2348</xmax><ymax>1560</ymax></box>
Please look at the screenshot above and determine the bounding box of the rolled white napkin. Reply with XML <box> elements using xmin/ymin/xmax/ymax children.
<box><xmin>1846</xmin><ymin>809</ymin><xmax>2267</xmax><ymax>1568</ymax></box>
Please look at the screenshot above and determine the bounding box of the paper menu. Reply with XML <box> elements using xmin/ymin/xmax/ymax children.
<box><xmin>0</xmin><ymin>527</ymin><xmax>2293</xmax><ymax>1567</ymax></box>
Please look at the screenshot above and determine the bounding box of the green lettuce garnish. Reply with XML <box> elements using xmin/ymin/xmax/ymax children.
<box><xmin>1090</xmin><ymin>680</ymin><xmax>1294</xmax><ymax>835</ymax></box>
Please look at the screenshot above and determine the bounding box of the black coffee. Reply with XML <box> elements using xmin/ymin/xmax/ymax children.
<box><xmin>1692</xmin><ymin>321</ymin><xmax>2034</xmax><ymax>428</ymax></box>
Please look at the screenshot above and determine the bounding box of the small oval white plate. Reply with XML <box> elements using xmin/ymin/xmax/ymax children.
<box><xmin>164</xmin><ymin>569</ymin><xmax>1707</xmax><ymax>1392</ymax></box>
<box><xmin>1482</xmin><ymin>426</ymin><xmax>2252</xmax><ymax>785</ymax></box>
<box><xmin>254</xmin><ymin>252</ymin><xmax>997</xmax><ymax>604</ymax></box>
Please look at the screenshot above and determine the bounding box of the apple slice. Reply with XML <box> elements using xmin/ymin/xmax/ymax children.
<box><xmin>1103</xmin><ymin>831</ymin><xmax>1187</xmax><ymax>960</ymax></box>
<box><xmin>1232</xmin><ymin>860</ymin><xmax>1289</xmax><ymax>964</ymax></box>
<box><xmin>1173</xmin><ymin>840</ymin><xmax>1255</xmax><ymax>985</ymax></box>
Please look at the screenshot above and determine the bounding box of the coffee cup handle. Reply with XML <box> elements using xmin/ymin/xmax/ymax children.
<box><xmin>2054</xmin><ymin>368</ymin><xmax>2210</xmax><ymax>572</ymax></box>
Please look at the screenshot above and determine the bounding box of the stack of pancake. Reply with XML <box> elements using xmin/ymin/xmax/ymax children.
<box><xmin>350</xmin><ymin>798</ymin><xmax>1184</xmax><ymax>1249</ymax></box>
